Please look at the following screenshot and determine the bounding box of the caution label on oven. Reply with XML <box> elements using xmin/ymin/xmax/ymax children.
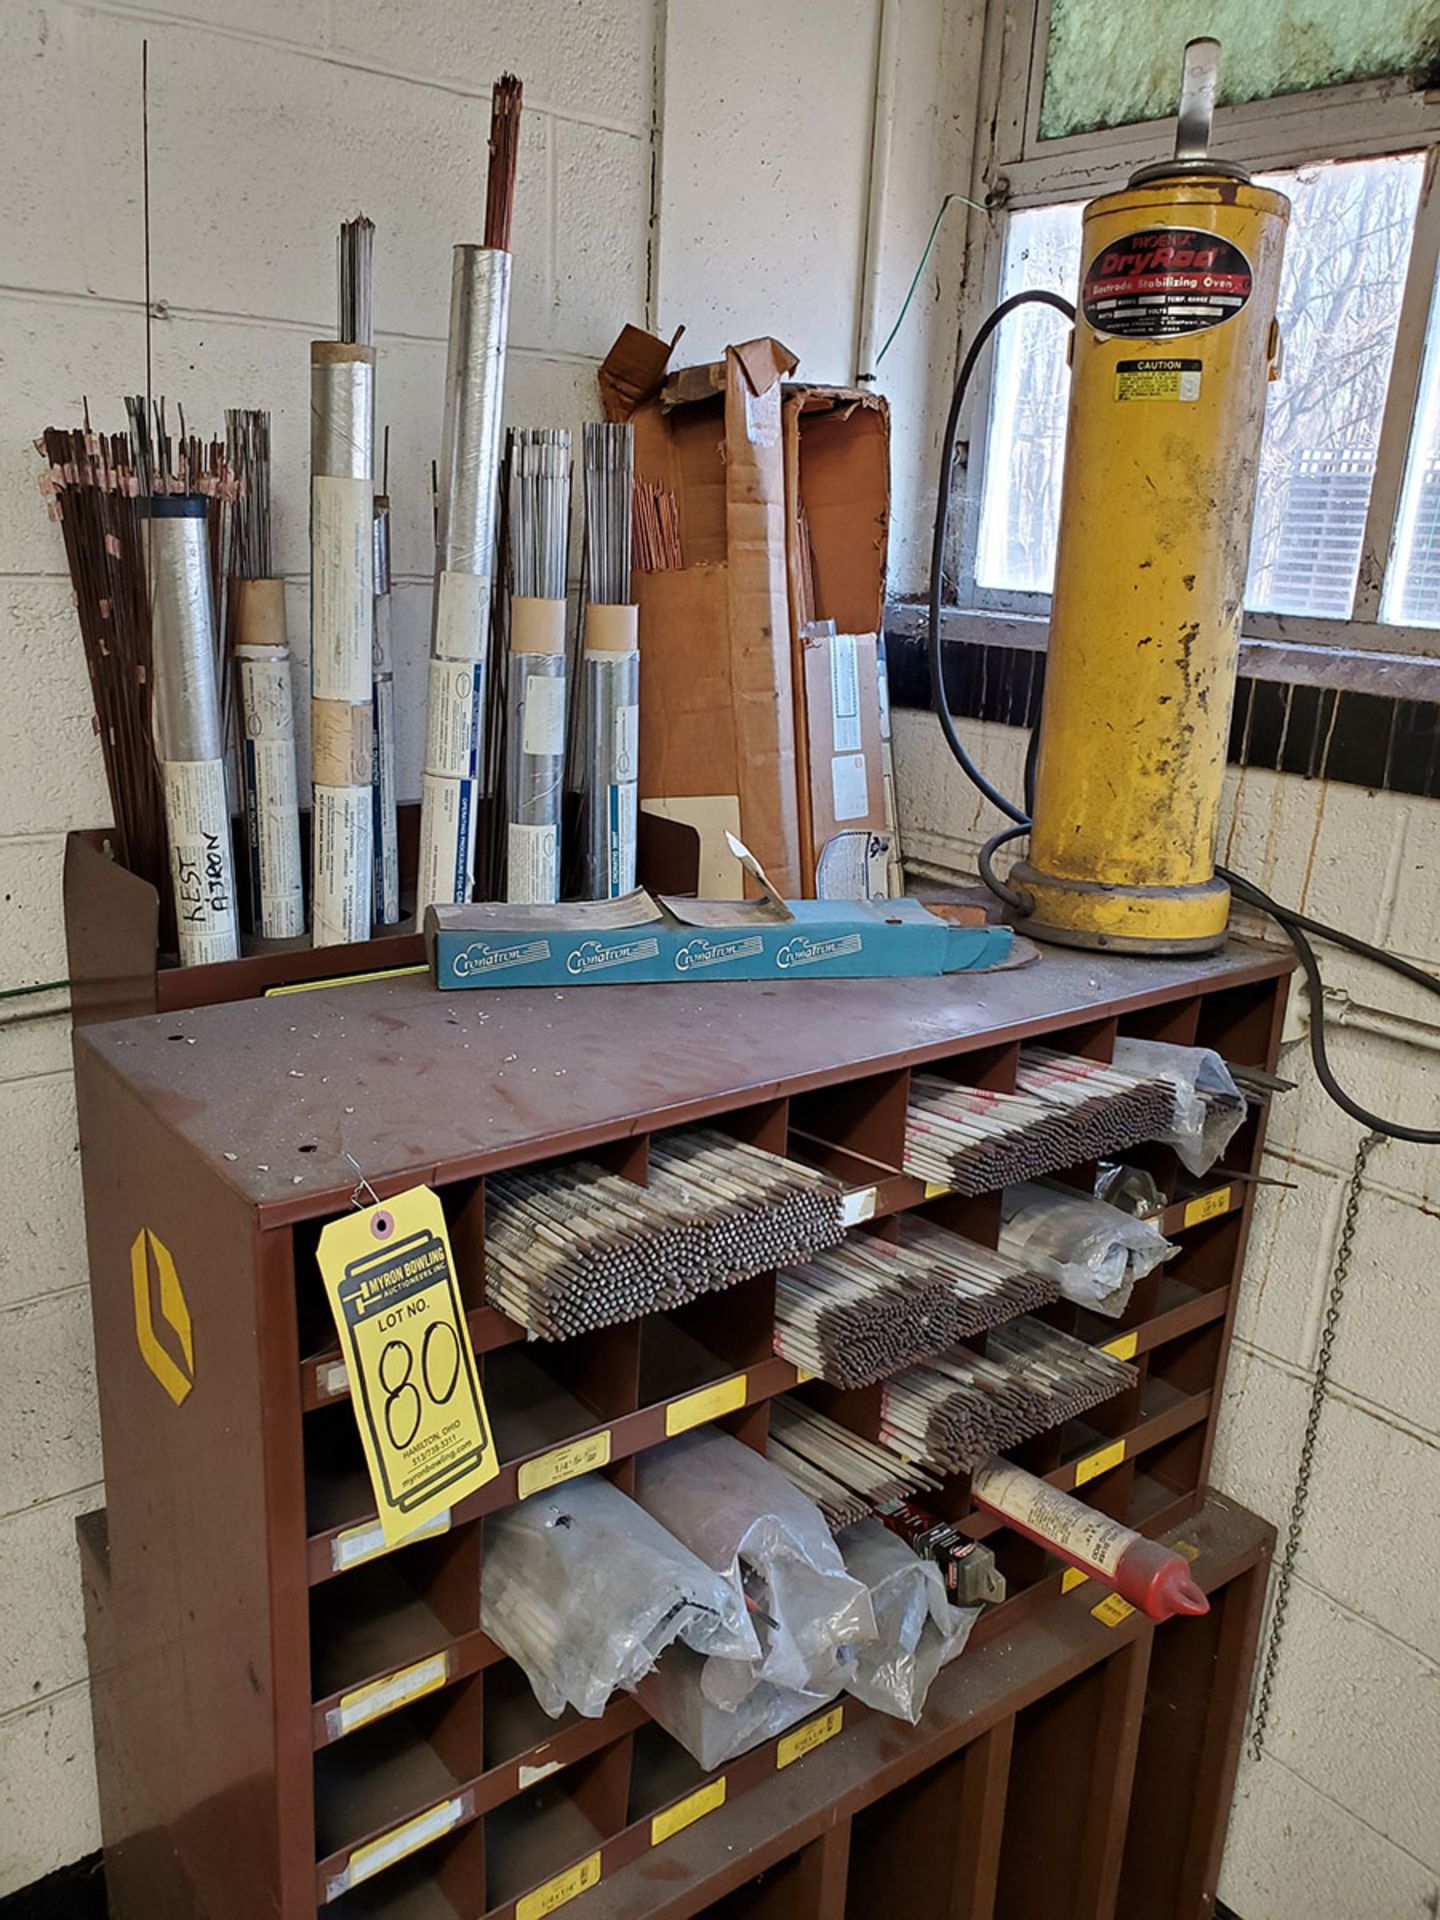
<box><xmin>1084</xmin><ymin>228</ymin><xmax>1252</xmax><ymax>338</ymax></box>
<box><xmin>1115</xmin><ymin>358</ymin><xmax>1202</xmax><ymax>402</ymax></box>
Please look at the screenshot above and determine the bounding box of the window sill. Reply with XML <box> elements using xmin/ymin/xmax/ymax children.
<box><xmin>887</xmin><ymin>601</ymin><xmax>1440</xmax><ymax>702</ymax></box>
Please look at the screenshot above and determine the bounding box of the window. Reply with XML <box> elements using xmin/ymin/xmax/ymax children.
<box><xmin>952</xmin><ymin>0</ymin><xmax>1440</xmax><ymax>654</ymax></box>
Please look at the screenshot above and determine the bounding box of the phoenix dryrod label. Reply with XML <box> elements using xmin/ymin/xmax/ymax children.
<box><xmin>1083</xmin><ymin>228</ymin><xmax>1252</xmax><ymax>338</ymax></box>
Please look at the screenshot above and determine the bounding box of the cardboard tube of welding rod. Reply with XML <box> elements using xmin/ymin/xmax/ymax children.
<box><xmin>234</xmin><ymin>577</ymin><xmax>304</xmax><ymax>941</ymax></box>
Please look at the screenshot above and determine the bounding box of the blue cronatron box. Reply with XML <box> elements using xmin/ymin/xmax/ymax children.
<box><xmin>426</xmin><ymin>889</ymin><xmax>1012</xmax><ymax>990</ymax></box>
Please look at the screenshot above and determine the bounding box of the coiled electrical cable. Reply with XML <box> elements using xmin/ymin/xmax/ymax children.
<box><xmin>929</xmin><ymin>294</ymin><xmax>1440</xmax><ymax>1145</ymax></box>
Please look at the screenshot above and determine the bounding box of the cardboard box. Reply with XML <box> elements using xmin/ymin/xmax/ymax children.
<box><xmin>782</xmin><ymin>387</ymin><xmax>899</xmax><ymax>897</ymax></box>
<box><xmin>601</xmin><ymin>329</ymin><xmax>803</xmax><ymax>899</ymax></box>
<box><xmin>426</xmin><ymin>890</ymin><xmax>1011</xmax><ymax>990</ymax></box>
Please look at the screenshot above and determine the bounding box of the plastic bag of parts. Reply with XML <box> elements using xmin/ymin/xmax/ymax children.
<box><xmin>634</xmin><ymin>1426</ymin><xmax>876</xmax><ymax>1710</ymax></box>
<box><xmin>481</xmin><ymin>1471</ymin><xmax>761</xmax><ymax>1719</ymax></box>
<box><xmin>1111</xmin><ymin>1036</ymin><xmax>1246</xmax><ymax>1177</ymax></box>
<box><xmin>999</xmin><ymin>1183</ymin><xmax>1175</xmax><ymax>1318</ymax></box>
<box><xmin>638</xmin><ymin>1643</ymin><xmax>836</xmax><ymax>1771</ymax></box>
<box><xmin>837</xmin><ymin>1519</ymin><xmax>978</xmax><ymax>1724</ymax></box>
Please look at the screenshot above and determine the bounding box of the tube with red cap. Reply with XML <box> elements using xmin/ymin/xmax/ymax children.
<box><xmin>970</xmin><ymin>1459</ymin><xmax>1209</xmax><ymax>1622</ymax></box>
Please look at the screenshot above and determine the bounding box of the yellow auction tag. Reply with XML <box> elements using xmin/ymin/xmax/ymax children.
<box><xmin>1183</xmin><ymin>1185</ymin><xmax>1231</xmax><ymax>1228</ymax></box>
<box><xmin>1074</xmin><ymin>1438</ymin><xmax>1126</xmax><ymax>1486</ymax></box>
<box><xmin>1061</xmin><ymin>1567</ymin><xmax>1089</xmax><ymax>1594</ymax></box>
<box><xmin>651</xmin><ymin>1777</ymin><xmax>726</xmax><ymax>1846</ymax></box>
<box><xmin>666</xmin><ymin>1374</ymin><xmax>747</xmax><ymax>1436</ymax></box>
<box><xmin>517</xmin><ymin>1430</ymin><xmax>612</xmax><ymax>1500</ymax></box>
<box><xmin>1101</xmin><ymin>1331</ymin><xmax>1138</xmax><ymax>1362</ymax></box>
<box><xmin>318</xmin><ymin>1187</ymin><xmax>497</xmax><ymax>1546</ymax></box>
<box><xmin>777</xmin><ymin>1705</ymin><xmax>843</xmax><ymax>1768</ymax></box>
<box><xmin>516</xmin><ymin>1852</ymin><xmax>602</xmax><ymax>1919</ymax></box>
<box><xmin>1091</xmin><ymin>1592</ymin><xmax>1135</xmax><ymax>1628</ymax></box>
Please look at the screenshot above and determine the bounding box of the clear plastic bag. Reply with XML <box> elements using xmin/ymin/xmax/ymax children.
<box><xmin>481</xmin><ymin>1471</ymin><xmax>761</xmax><ymax>1719</ymax></box>
<box><xmin>837</xmin><ymin>1519</ymin><xmax>977</xmax><ymax>1724</ymax></box>
<box><xmin>1111</xmin><ymin>1036</ymin><xmax>1246</xmax><ymax>1176</ymax></box>
<box><xmin>638</xmin><ymin>1644</ymin><xmax>837</xmax><ymax>1771</ymax></box>
<box><xmin>999</xmin><ymin>1182</ymin><xmax>1175</xmax><ymax>1318</ymax></box>
<box><xmin>634</xmin><ymin>1427</ymin><xmax>876</xmax><ymax>1709</ymax></box>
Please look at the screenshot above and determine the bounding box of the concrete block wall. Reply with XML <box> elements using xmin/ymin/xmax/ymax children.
<box><xmin>895</xmin><ymin>709</ymin><xmax>1440</xmax><ymax>1919</ymax></box>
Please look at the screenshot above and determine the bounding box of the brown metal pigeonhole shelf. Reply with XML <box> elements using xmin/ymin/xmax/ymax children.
<box><xmin>70</xmin><ymin>901</ymin><xmax>1289</xmax><ymax>1920</ymax></box>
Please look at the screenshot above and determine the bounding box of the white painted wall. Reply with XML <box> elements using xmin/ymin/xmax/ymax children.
<box><xmin>0</xmin><ymin>0</ymin><xmax>964</xmax><ymax>1895</ymax></box>
<box><xmin>896</xmin><ymin>708</ymin><xmax>1440</xmax><ymax>1918</ymax></box>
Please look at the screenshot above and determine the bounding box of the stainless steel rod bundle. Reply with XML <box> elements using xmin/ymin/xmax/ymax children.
<box><xmin>309</xmin><ymin>337</ymin><xmax>375</xmax><ymax>947</ymax></box>
<box><xmin>766</xmin><ymin>1399</ymin><xmax>941</xmax><ymax>1533</ymax></box>
<box><xmin>484</xmin><ymin>1130</ymin><xmax>846</xmax><ymax>1339</ymax></box>
<box><xmin>371</xmin><ymin>497</ymin><xmax>400</xmax><ymax>923</ymax></box>
<box><xmin>879</xmin><ymin>1318</ymin><xmax>1138</xmax><ymax>1474</ymax></box>
<box><xmin>505</xmin><ymin>429</ymin><xmax>571</xmax><ymax>905</ymax></box>
<box><xmin>903</xmin><ymin>1048</ymin><xmax>1177</xmax><ymax>1195</ymax></box>
<box><xmin>580</xmin><ymin>420</ymin><xmax>638</xmax><ymax>898</ymax></box>
<box><xmin>229</xmin><ymin>408</ymin><xmax>304</xmax><ymax>941</ymax></box>
<box><xmin>418</xmin><ymin>245</ymin><xmax>512</xmax><ymax>910</ymax></box>
<box><xmin>338</xmin><ymin>215</ymin><xmax>375</xmax><ymax>348</ymax></box>
<box><xmin>773</xmin><ymin>1218</ymin><xmax>1058</xmax><ymax>1391</ymax></box>
<box><xmin>144</xmin><ymin>496</ymin><xmax>240</xmax><ymax>966</ymax></box>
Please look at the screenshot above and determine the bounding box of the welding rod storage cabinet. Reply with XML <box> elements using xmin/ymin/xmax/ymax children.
<box><xmin>71</xmin><ymin>933</ymin><xmax>1288</xmax><ymax>1920</ymax></box>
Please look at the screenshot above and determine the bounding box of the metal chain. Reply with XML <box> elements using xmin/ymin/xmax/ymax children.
<box><xmin>1249</xmin><ymin>1129</ymin><xmax>1382</xmax><ymax>1761</ymax></box>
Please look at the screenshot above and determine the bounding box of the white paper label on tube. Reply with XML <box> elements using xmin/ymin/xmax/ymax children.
<box><xmin>237</xmin><ymin>652</ymin><xmax>295</xmax><ymax>742</ymax></box>
<box><xmin>311</xmin><ymin>475</ymin><xmax>373</xmax><ymax>704</ymax></box>
<box><xmin>417</xmin><ymin>774</ymin><xmax>477</xmax><ymax>909</ymax></box>
<box><xmin>830</xmin><ymin>634</ymin><xmax>862</xmax><ymax>753</ymax></box>
<box><xmin>424</xmin><ymin>658</ymin><xmax>484</xmax><ymax>780</ymax></box>
<box><xmin>433</xmin><ymin>570</ymin><xmax>491</xmax><ymax>662</ymax></box>
<box><xmin>521</xmin><ymin>673</ymin><xmax>566</xmax><ymax>757</ymax></box>
<box><xmin>242</xmin><ymin>736</ymin><xmax>305</xmax><ymax>940</ymax></box>
<box><xmin>163</xmin><ymin>758</ymin><xmax>240</xmax><ymax>966</ymax></box>
<box><xmin>609</xmin><ymin>781</ymin><xmax>637</xmax><ymax>895</ymax></box>
<box><xmin>831</xmin><ymin>751</ymin><xmax>869</xmax><ymax>823</ymax></box>
<box><xmin>312</xmin><ymin>784</ymin><xmax>373</xmax><ymax>946</ymax></box>
<box><xmin>507</xmin><ymin>822</ymin><xmax>559</xmax><ymax>904</ymax></box>
<box><xmin>613</xmin><ymin>702</ymin><xmax>639</xmax><ymax>780</ymax></box>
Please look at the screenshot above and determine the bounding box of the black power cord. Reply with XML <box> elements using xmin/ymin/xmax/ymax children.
<box><xmin>929</xmin><ymin>295</ymin><xmax>1440</xmax><ymax>1146</ymax></box>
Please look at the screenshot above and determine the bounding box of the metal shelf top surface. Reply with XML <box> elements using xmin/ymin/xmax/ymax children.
<box><xmin>75</xmin><ymin>939</ymin><xmax>1290</xmax><ymax>1224</ymax></box>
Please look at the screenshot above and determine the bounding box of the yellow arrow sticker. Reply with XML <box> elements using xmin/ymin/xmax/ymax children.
<box><xmin>319</xmin><ymin>1187</ymin><xmax>497</xmax><ymax>1546</ymax></box>
<box><xmin>130</xmin><ymin>1228</ymin><xmax>195</xmax><ymax>1406</ymax></box>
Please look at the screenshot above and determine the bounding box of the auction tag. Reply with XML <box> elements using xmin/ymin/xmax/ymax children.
<box><xmin>318</xmin><ymin>1187</ymin><xmax>497</xmax><ymax>1545</ymax></box>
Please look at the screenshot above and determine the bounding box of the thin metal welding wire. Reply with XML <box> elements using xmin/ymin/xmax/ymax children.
<box><xmin>505</xmin><ymin>429</ymin><xmax>570</xmax><ymax>905</ymax></box>
<box><xmin>227</xmin><ymin>408</ymin><xmax>304</xmax><ymax>942</ymax></box>
<box><xmin>580</xmin><ymin>420</ymin><xmax>638</xmax><ymax>898</ymax></box>
<box><xmin>310</xmin><ymin>331</ymin><xmax>375</xmax><ymax>948</ymax></box>
<box><xmin>878</xmin><ymin>1319</ymin><xmax>1137</xmax><ymax>1474</ymax></box>
<box><xmin>338</xmin><ymin>215</ymin><xmax>375</xmax><ymax>348</ymax></box>
<box><xmin>39</xmin><ymin>424</ymin><xmax>167</xmax><ymax>898</ymax></box>
<box><xmin>484</xmin><ymin>1130</ymin><xmax>845</xmax><ymax>1339</ymax></box>
<box><xmin>144</xmin><ymin>493</ymin><xmax>240</xmax><ymax>966</ymax></box>
<box><xmin>417</xmin><ymin>245</ymin><xmax>512</xmax><ymax>911</ymax></box>
<box><xmin>371</xmin><ymin>494</ymin><xmax>400</xmax><ymax>923</ymax></box>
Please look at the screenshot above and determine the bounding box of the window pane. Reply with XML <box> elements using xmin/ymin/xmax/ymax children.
<box><xmin>1247</xmin><ymin>154</ymin><xmax>1422</xmax><ymax>617</ymax></box>
<box><xmin>969</xmin><ymin>155</ymin><xmax>1423</xmax><ymax>617</ymax></box>
<box><xmin>1041</xmin><ymin>0</ymin><xmax>1439</xmax><ymax>141</ymax></box>
<box><xmin>973</xmin><ymin>202</ymin><xmax>1083</xmax><ymax>593</ymax></box>
<box><xmin>1383</xmin><ymin>263</ymin><xmax>1440</xmax><ymax>629</ymax></box>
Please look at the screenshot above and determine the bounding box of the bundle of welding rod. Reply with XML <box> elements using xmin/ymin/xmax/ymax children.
<box><xmin>484</xmin><ymin>1130</ymin><xmax>846</xmax><ymax>1338</ymax></box>
<box><xmin>903</xmin><ymin>1047</ymin><xmax>1178</xmax><ymax>1196</ymax></box>
<box><xmin>879</xmin><ymin>1317</ymin><xmax>1137</xmax><ymax>1474</ymax></box>
<box><xmin>773</xmin><ymin>1217</ymin><xmax>1059</xmax><ymax>1390</ymax></box>
<box><xmin>766</xmin><ymin>1400</ymin><xmax>942</xmax><ymax>1532</ymax></box>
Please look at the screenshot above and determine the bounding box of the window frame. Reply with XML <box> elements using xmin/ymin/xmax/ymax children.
<box><xmin>948</xmin><ymin>0</ymin><xmax>1440</xmax><ymax>658</ymax></box>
